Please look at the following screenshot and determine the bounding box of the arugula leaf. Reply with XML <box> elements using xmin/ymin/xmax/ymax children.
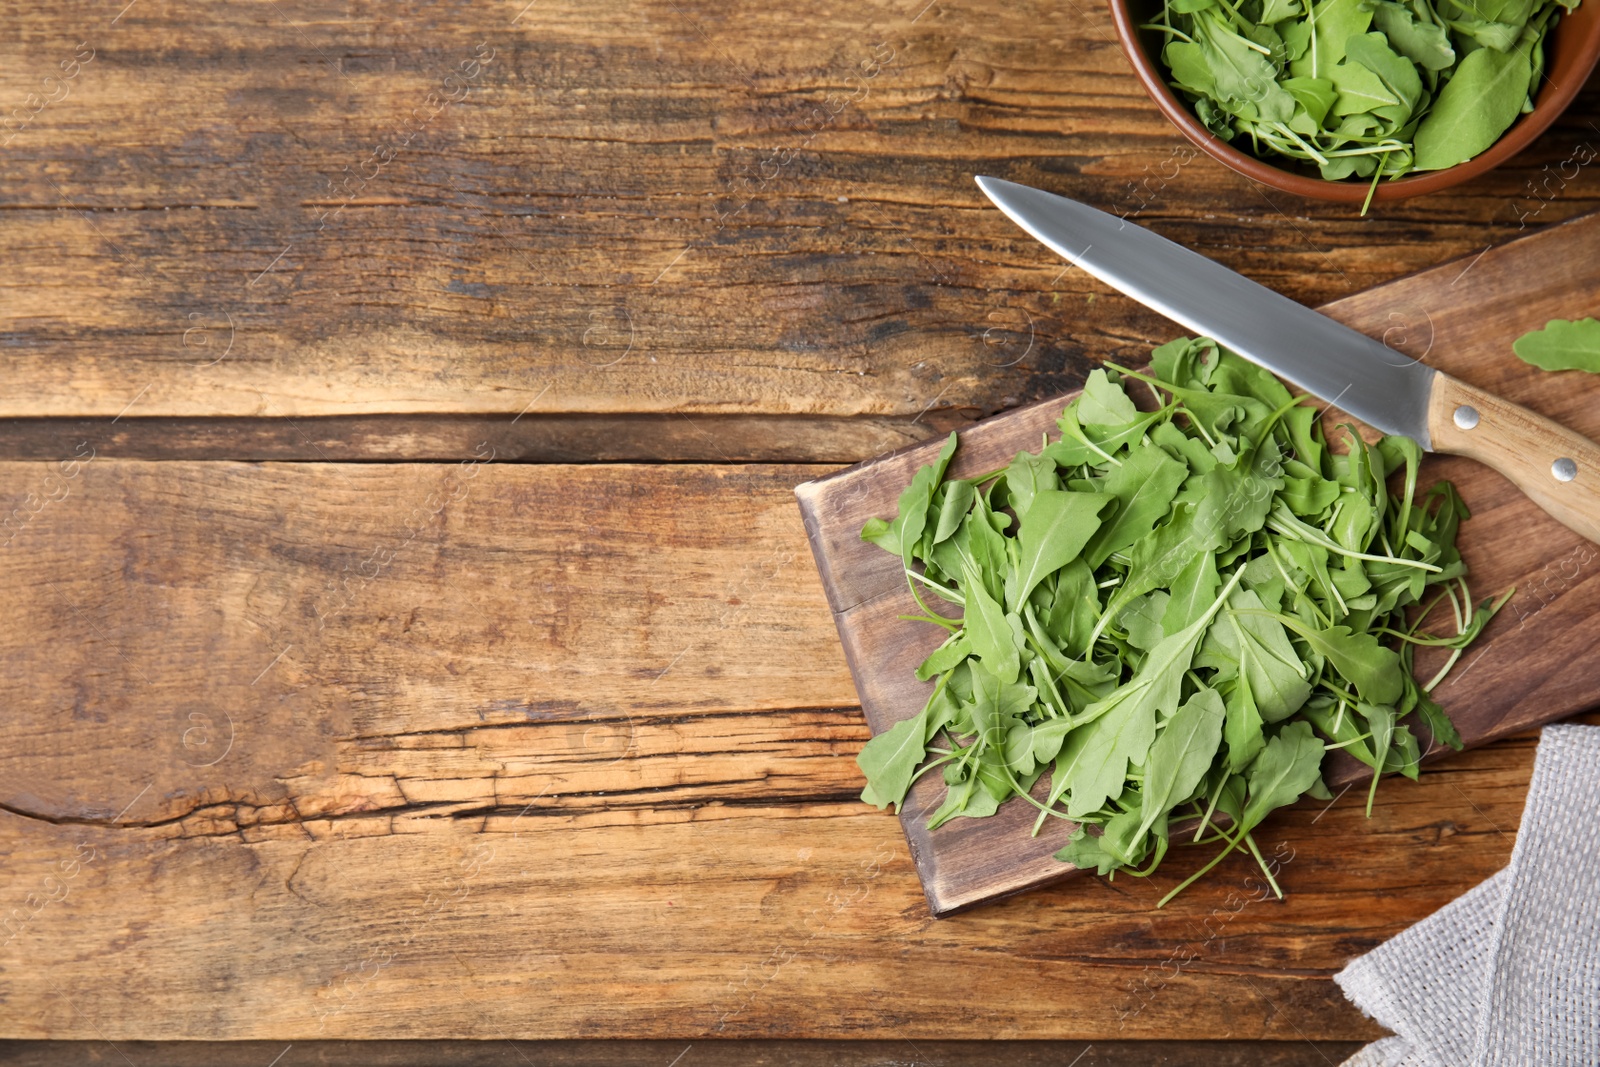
<box><xmin>1135</xmin><ymin>687</ymin><xmax>1226</xmax><ymax>840</ymax></box>
<box><xmin>1413</xmin><ymin>41</ymin><xmax>1533</xmax><ymax>171</ymax></box>
<box><xmin>1223</xmin><ymin>672</ymin><xmax>1266</xmax><ymax>772</ymax></box>
<box><xmin>1283</xmin><ymin>75</ymin><xmax>1338</xmax><ymax>125</ymax></box>
<box><xmin>933</xmin><ymin>480</ymin><xmax>976</xmax><ymax>543</ymax></box>
<box><xmin>1043</xmin><ymin>558</ymin><xmax>1101</xmax><ymax>660</ymax></box>
<box><xmin>1331</xmin><ymin>55</ymin><xmax>1404</xmax><ymax>118</ymax></box>
<box><xmin>1118</xmin><ymin>591</ymin><xmax>1172</xmax><ymax>652</ymax></box>
<box><xmin>1192</xmin><ymin>438</ymin><xmax>1286</xmax><ymax>551</ymax></box>
<box><xmin>1412</xmin><ymin>681</ymin><xmax>1464</xmax><ymax>751</ymax></box>
<box><xmin>1288</xmin><ymin>0</ymin><xmax>1374</xmax><ymax>80</ymax></box>
<box><xmin>926</xmin><ymin>773</ymin><xmax>1001</xmax><ymax>829</ymax></box>
<box><xmin>963</xmin><ymin>563</ymin><xmax>1022</xmax><ymax>685</ymax></box>
<box><xmin>1373</xmin><ymin>0</ymin><xmax>1457</xmax><ymax>70</ymax></box>
<box><xmin>858</xmin><ymin>707</ymin><xmax>930</xmax><ymax>811</ymax></box>
<box><xmin>1079</xmin><ymin>368</ymin><xmax>1142</xmax><ymax>425</ymax></box>
<box><xmin>1199</xmin><ymin>589</ymin><xmax>1313</xmax><ymax>721</ymax></box>
<box><xmin>1056</xmin><ymin>824</ymin><xmax>1122</xmax><ymax>875</ymax></box>
<box><xmin>1011</xmin><ymin>489</ymin><xmax>1112</xmax><ymax>607</ymax></box>
<box><xmin>1241</xmin><ymin>720</ymin><xmax>1327</xmax><ymax>828</ymax></box>
<box><xmin>1162</xmin><ymin>550</ymin><xmax>1221</xmax><ymax>634</ymax></box>
<box><xmin>916</xmin><ymin>633</ymin><xmax>971</xmax><ymax>682</ymax></box>
<box><xmin>1083</xmin><ymin>442</ymin><xmax>1189</xmax><ymax>568</ymax></box>
<box><xmin>862</xmin><ymin>431</ymin><xmax>957</xmax><ymax>556</ymax></box>
<box><xmin>1342</xmin><ymin>33</ymin><xmax>1424</xmax><ymax>125</ymax></box>
<box><xmin>1360</xmin><ymin>702</ymin><xmax>1396</xmax><ymax>814</ymax></box>
<box><xmin>1283</xmin><ymin>619</ymin><xmax>1405</xmax><ymax>705</ymax></box>
<box><xmin>1512</xmin><ymin>318</ymin><xmax>1600</xmax><ymax>373</ymax></box>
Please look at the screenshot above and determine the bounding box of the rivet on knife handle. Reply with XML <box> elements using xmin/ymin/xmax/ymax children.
<box><xmin>1428</xmin><ymin>374</ymin><xmax>1600</xmax><ymax>545</ymax></box>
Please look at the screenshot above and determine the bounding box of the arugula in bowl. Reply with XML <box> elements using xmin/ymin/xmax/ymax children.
<box><xmin>1149</xmin><ymin>0</ymin><xmax>1580</xmax><ymax>202</ymax></box>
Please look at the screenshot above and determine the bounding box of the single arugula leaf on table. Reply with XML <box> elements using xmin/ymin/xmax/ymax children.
<box><xmin>1512</xmin><ymin>318</ymin><xmax>1600</xmax><ymax>372</ymax></box>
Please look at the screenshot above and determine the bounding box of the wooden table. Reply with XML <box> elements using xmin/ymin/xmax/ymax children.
<box><xmin>4</xmin><ymin>0</ymin><xmax>1597</xmax><ymax>1061</ymax></box>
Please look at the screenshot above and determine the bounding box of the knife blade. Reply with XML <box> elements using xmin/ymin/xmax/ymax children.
<box><xmin>974</xmin><ymin>175</ymin><xmax>1600</xmax><ymax>547</ymax></box>
<box><xmin>976</xmin><ymin>175</ymin><xmax>1437</xmax><ymax>447</ymax></box>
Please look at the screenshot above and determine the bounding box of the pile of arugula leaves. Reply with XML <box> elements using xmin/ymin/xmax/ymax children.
<box><xmin>858</xmin><ymin>338</ymin><xmax>1508</xmax><ymax>903</ymax></box>
<box><xmin>1150</xmin><ymin>0</ymin><xmax>1581</xmax><ymax>200</ymax></box>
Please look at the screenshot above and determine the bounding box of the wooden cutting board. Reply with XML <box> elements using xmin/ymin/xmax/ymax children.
<box><xmin>796</xmin><ymin>210</ymin><xmax>1600</xmax><ymax>917</ymax></box>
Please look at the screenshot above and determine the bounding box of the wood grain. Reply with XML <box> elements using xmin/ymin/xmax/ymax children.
<box><xmin>5</xmin><ymin>0</ymin><xmax>1600</xmax><ymax>1048</ymax></box>
<box><xmin>0</xmin><ymin>414</ymin><xmax>967</xmax><ymax>464</ymax></box>
<box><xmin>0</xmin><ymin>1039</ymin><xmax>1369</xmax><ymax>1066</ymax></box>
<box><xmin>2</xmin><ymin>0</ymin><xmax>1599</xmax><ymax>423</ymax></box>
<box><xmin>0</xmin><ymin>455</ymin><xmax>1552</xmax><ymax>1041</ymax></box>
<box><xmin>798</xmin><ymin>210</ymin><xmax>1600</xmax><ymax>915</ymax></box>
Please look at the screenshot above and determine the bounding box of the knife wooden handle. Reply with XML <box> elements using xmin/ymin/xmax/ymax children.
<box><xmin>1428</xmin><ymin>373</ymin><xmax>1600</xmax><ymax>546</ymax></box>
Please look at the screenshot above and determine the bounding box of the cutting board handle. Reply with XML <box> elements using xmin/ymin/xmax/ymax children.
<box><xmin>1429</xmin><ymin>374</ymin><xmax>1600</xmax><ymax>546</ymax></box>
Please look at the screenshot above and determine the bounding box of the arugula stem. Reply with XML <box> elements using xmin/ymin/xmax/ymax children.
<box><xmin>1369</xmin><ymin>625</ymin><xmax>1484</xmax><ymax>648</ymax></box>
<box><xmin>1360</xmin><ymin>161</ymin><xmax>1383</xmax><ymax>219</ymax></box>
<box><xmin>1424</xmin><ymin>587</ymin><xmax>1513</xmax><ymax>691</ymax></box>
<box><xmin>1407</xmin><ymin>588</ymin><xmax>1453</xmax><ymax>637</ymax></box>
<box><xmin>1243</xmin><ymin>832</ymin><xmax>1283</xmax><ymax>899</ymax></box>
<box><xmin>1023</xmin><ymin>626</ymin><xmax>1075</xmax><ymax>719</ymax></box>
<box><xmin>1445</xmin><ymin>581</ymin><xmax>1466</xmax><ymax>634</ymax></box>
<box><xmin>1271</xmin><ymin>122</ymin><xmax>1330</xmax><ymax>166</ymax></box>
<box><xmin>1120</xmin><ymin>834</ymin><xmax>1172</xmax><ymax>878</ymax></box>
<box><xmin>897</xmin><ymin>612</ymin><xmax>960</xmax><ymax>631</ymax></box>
<box><xmin>1209</xmin><ymin>0</ymin><xmax>1252</xmax><ymax>34</ymax></box>
<box><xmin>1140</xmin><ymin>21</ymin><xmax>1194</xmax><ymax>38</ymax></box>
<box><xmin>1193</xmin><ymin>773</ymin><xmax>1228</xmax><ymax>843</ymax></box>
<box><xmin>1068</xmin><ymin>425</ymin><xmax>1122</xmax><ymax>467</ymax></box>
<box><xmin>1327</xmin><ymin>570</ymin><xmax>1349</xmax><ymax>617</ymax></box>
<box><xmin>1266</xmin><ymin>513</ymin><xmax>1443</xmax><ymax>572</ymax></box>
<box><xmin>998</xmin><ymin>762</ymin><xmax>1076</xmax><ymax>823</ymax></box>
<box><xmin>1159</xmin><ymin>825</ymin><xmax>1248</xmax><ymax>908</ymax></box>
<box><xmin>1318</xmin><ymin>679</ymin><xmax>1361</xmax><ymax>705</ymax></box>
<box><xmin>901</xmin><ymin>556</ymin><xmax>959</xmax><ymax>633</ymax></box>
<box><xmin>1321</xmin><ymin>141</ymin><xmax>1410</xmax><ymax>158</ymax></box>
<box><xmin>1267</xmin><ymin>539</ymin><xmax>1331</xmax><ymax>627</ymax></box>
<box><xmin>906</xmin><ymin>567</ymin><xmax>966</xmax><ymax>605</ymax></box>
<box><xmin>907</xmin><ymin>753</ymin><xmax>961</xmax><ymax>789</ymax></box>
<box><xmin>1178</xmin><ymin>404</ymin><xmax>1219</xmax><ymax>449</ymax></box>
<box><xmin>1422</xmin><ymin>647</ymin><xmax>1464</xmax><ymax>693</ymax></box>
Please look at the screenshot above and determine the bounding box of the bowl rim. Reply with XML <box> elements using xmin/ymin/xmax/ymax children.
<box><xmin>1108</xmin><ymin>0</ymin><xmax>1600</xmax><ymax>202</ymax></box>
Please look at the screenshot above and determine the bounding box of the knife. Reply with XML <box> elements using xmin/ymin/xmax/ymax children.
<box><xmin>976</xmin><ymin>176</ymin><xmax>1600</xmax><ymax>547</ymax></box>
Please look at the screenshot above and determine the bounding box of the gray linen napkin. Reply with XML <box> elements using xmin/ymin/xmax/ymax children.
<box><xmin>1334</xmin><ymin>723</ymin><xmax>1600</xmax><ymax>1066</ymax></box>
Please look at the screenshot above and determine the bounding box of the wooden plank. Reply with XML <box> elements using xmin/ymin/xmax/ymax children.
<box><xmin>3</xmin><ymin>0</ymin><xmax>1599</xmax><ymax>419</ymax></box>
<box><xmin>796</xmin><ymin>210</ymin><xmax>1600</xmax><ymax>914</ymax></box>
<box><xmin>0</xmin><ymin>413</ymin><xmax>964</xmax><ymax>464</ymax></box>
<box><xmin>0</xmin><ymin>456</ymin><xmax>1555</xmax><ymax>1040</ymax></box>
<box><xmin>0</xmin><ymin>1039</ymin><xmax>1369</xmax><ymax>1065</ymax></box>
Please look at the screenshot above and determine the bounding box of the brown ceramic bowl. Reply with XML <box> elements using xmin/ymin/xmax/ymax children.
<box><xmin>1110</xmin><ymin>0</ymin><xmax>1600</xmax><ymax>203</ymax></box>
